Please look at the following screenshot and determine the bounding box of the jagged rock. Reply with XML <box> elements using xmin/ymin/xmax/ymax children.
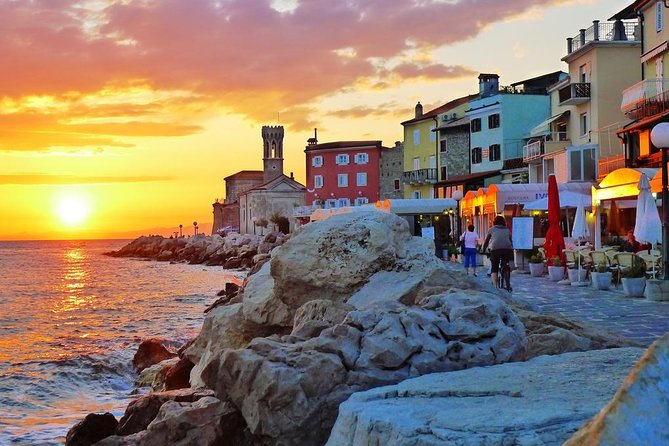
<box><xmin>241</xmin><ymin>262</ymin><xmax>290</xmax><ymax>327</ymax></box>
<box><xmin>164</xmin><ymin>357</ymin><xmax>194</xmax><ymax>391</ymax></box>
<box><xmin>565</xmin><ymin>333</ymin><xmax>669</xmax><ymax>445</ymax></box>
<box><xmin>291</xmin><ymin>299</ymin><xmax>355</xmax><ymax>339</ymax></box>
<box><xmin>115</xmin><ymin>389</ymin><xmax>214</xmax><ymax>436</ymax></box>
<box><xmin>132</xmin><ymin>339</ymin><xmax>177</xmax><ymax>372</ymax></box>
<box><xmin>136</xmin><ymin>357</ymin><xmax>180</xmax><ymax>391</ymax></box>
<box><xmin>327</xmin><ymin>347</ymin><xmax>644</xmax><ymax>446</ymax></box>
<box><xmin>65</xmin><ymin>412</ymin><xmax>118</xmax><ymax>446</ymax></box>
<box><xmin>207</xmin><ymin>292</ymin><xmax>526</xmax><ymax>446</ymax></box>
<box><xmin>515</xmin><ymin>308</ymin><xmax>642</xmax><ymax>359</ymax></box>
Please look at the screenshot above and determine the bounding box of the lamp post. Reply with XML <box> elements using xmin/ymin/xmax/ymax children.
<box><xmin>179</xmin><ymin>224</ymin><xmax>183</xmax><ymax>238</ymax></box>
<box><xmin>452</xmin><ymin>189</ymin><xmax>464</xmax><ymax>240</ymax></box>
<box><xmin>651</xmin><ymin>123</ymin><xmax>669</xmax><ymax>281</ymax></box>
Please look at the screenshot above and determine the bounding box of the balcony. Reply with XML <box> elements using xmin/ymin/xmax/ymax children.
<box><xmin>598</xmin><ymin>155</ymin><xmax>626</xmax><ymax>179</ymax></box>
<box><xmin>567</xmin><ymin>20</ymin><xmax>638</xmax><ymax>55</ymax></box>
<box><xmin>621</xmin><ymin>79</ymin><xmax>669</xmax><ymax>120</ymax></box>
<box><xmin>402</xmin><ymin>168</ymin><xmax>437</xmax><ymax>185</ymax></box>
<box><xmin>523</xmin><ymin>140</ymin><xmax>543</xmax><ymax>163</ymax></box>
<box><xmin>559</xmin><ymin>82</ymin><xmax>590</xmax><ymax>105</ymax></box>
<box><xmin>523</xmin><ymin>134</ymin><xmax>569</xmax><ymax>164</ymax></box>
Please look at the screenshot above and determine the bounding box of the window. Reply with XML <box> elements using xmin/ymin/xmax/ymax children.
<box><xmin>658</xmin><ymin>1</ymin><xmax>664</xmax><ymax>33</ymax></box>
<box><xmin>489</xmin><ymin>144</ymin><xmax>501</xmax><ymax>161</ymax></box>
<box><xmin>472</xmin><ymin>147</ymin><xmax>482</xmax><ymax>164</ymax></box>
<box><xmin>579</xmin><ymin>64</ymin><xmax>587</xmax><ymax>83</ymax></box>
<box><xmin>544</xmin><ymin>158</ymin><xmax>555</xmax><ymax>177</ymax></box>
<box><xmin>354</xmin><ymin>197</ymin><xmax>369</xmax><ymax>206</ymax></box>
<box><xmin>314</xmin><ymin>175</ymin><xmax>323</xmax><ymax>188</ymax></box>
<box><xmin>336</xmin><ymin>154</ymin><xmax>349</xmax><ymax>165</ymax></box>
<box><xmin>356</xmin><ymin>172</ymin><xmax>367</xmax><ymax>186</ymax></box>
<box><xmin>471</xmin><ymin>118</ymin><xmax>481</xmax><ymax>133</ymax></box>
<box><xmin>354</xmin><ymin>153</ymin><xmax>369</xmax><ymax>164</ymax></box>
<box><xmin>439</xmin><ymin>140</ymin><xmax>447</xmax><ymax>152</ymax></box>
<box><xmin>429</xmin><ymin>155</ymin><xmax>436</xmax><ymax>169</ymax></box>
<box><xmin>338</xmin><ymin>198</ymin><xmax>350</xmax><ymax>207</ymax></box>
<box><xmin>412</xmin><ymin>191</ymin><xmax>421</xmax><ymax>199</ymax></box>
<box><xmin>429</xmin><ymin>125</ymin><xmax>436</xmax><ymax>142</ymax></box>
<box><xmin>488</xmin><ymin>114</ymin><xmax>500</xmax><ymax>129</ymax></box>
<box><xmin>413</xmin><ymin>157</ymin><xmax>420</xmax><ymax>170</ymax></box>
<box><xmin>311</xmin><ymin>155</ymin><xmax>323</xmax><ymax>167</ymax></box>
<box><xmin>326</xmin><ymin>199</ymin><xmax>337</xmax><ymax>209</ymax></box>
<box><xmin>338</xmin><ymin>173</ymin><xmax>348</xmax><ymax>187</ymax></box>
<box><xmin>568</xmin><ymin>147</ymin><xmax>597</xmax><ymax>182</ymax></box>
<box><xmin>413</xmin><ymin>129</ymin><xmax>420</xmax><ymax>145</ymax></box>
<box><xmin>393</xmin><ymin>179</ymin><xmax>400</xmax><ymax>190</ymax></box>
<box><xmin>580</xmin><ymin>113</ymin><xmax>588</xmax><ymax>136</ymax></box>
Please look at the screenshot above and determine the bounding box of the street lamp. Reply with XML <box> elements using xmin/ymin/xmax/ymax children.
<box><xmin>651</xmin><ymin>123</ymin><xmax>669</xmax><ymax>281</ymax></box>
<box><xmin>452</xmin><ymin>189</ymin><xmax>464</xmax><ymax>239</ymax></box>
<box><xmin>179</xmin><ymin>224</ymin><xmax>183</xmax><ymax>237</ymax></box>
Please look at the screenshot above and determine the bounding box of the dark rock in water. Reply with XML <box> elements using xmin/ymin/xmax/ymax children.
<box><xmin>132</xmin><ymin>339</ymin><xmax>177</xmax><ymax>372</ymax></box>
<box><xmin>65</xmin><ymin>412</ymin><xmax>118</xmax><ymax>445</ymax></box>
<box><xmin>165</xmin><ymin>358</ymin><xmax>194</xmax><ymax>390</ymax></box>
<box><xmin>223</xmin><ymin>257</ymin><xmax>243</xmax><ymax>269</ymax></box>
<box><xmin>116</xmin><ymin>389</ymin><xmax>214</xmax><ymax>436</ymax></box>
<box><xmin>216</xmin><ymin>289</ymin><xmax>227</xmax><ymax>297</ymax></box>
<box><xmin>206</xmin><ymin>283</ymin><xmax>241</xmax><ymax>313</ymax></box>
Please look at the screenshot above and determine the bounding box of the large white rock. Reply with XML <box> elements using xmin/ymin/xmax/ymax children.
<box><xmin>209</xmin><ymin>291</ymin><xmax>526</xmax><ymax>446</ymax></box>
<box><xmin>327</xmin><ymin>347</ymin><xmax>644</xmax><ymax>446</ymax></box>
<box><xmin>565</xmin><ymin>333</ymin><xmax>669</xmax><ymax>445</ymax></box>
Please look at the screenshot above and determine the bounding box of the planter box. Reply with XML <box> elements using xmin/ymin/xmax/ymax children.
<box><xmin>567</xmin><ymin>268</ymin><xmax>587</xmax><ymax>283</ymax></box>
<box><xmin>529</xmin><ymin>262</ymin><xmax>544</xmax><ymax>277</ymax></box>
<box><xmin>591</xmin><ymin>271</ymin><xmax>612</xmax><ymax>290</ymax></box>
<box><xmin>622</xmin><ymin>277</ymin><xmax>645</xmax><ymax>297</ymax></box>
<box><xmin>547</xmin><ymin>266</ymin><xmax>564</xmax><ymax>282</ymax></box>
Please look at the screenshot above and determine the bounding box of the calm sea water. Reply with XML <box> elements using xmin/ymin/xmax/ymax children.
<box><xmin>0</xmin><ymin>240</ymin><xmax>242</xmax><ymax>445</ymax></box>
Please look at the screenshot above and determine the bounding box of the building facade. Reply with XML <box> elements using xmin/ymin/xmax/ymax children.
<box><xmin>379</xmin><ymin>141</ymin><xmax>404</xmax><ymax>200</ymax></box>
<box><xmin>211</xmin><ymin>170</ymin><xmax>264</xmax><ymax>234</ymax></box>
<box><xmin>304</xmin><ymin>139</ymin><xmax>384</xmax><ymax>208</ymax></box>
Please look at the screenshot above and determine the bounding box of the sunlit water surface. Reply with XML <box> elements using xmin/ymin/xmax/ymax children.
<box><xmin>0</xmin><ymin>240</ymin><xmax>242</xmax><ymax>445</ymax></box>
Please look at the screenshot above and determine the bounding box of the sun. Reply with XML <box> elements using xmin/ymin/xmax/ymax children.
<box><xmin>56</xmin><ymin>196</ymin><xmax>91</xmax><ymax>227</ymax></box>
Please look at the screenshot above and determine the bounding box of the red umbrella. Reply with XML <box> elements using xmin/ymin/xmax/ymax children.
<box><xmin>544</xmin><ymin>174</ymin><xmax>565</xmax><ymax>266</ymax></box>
<box><xmin>607</xmin><ymin>199</ymin><xmax>620</xmax><ymax>235</ymax></box>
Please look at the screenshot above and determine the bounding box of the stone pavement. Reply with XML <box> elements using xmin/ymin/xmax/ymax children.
<box><xmin>443</xmin><ymin>262</ymin><xmax>669</xmax><ymax>346</ymax></box>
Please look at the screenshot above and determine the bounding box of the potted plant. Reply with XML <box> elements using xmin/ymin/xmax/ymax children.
<box><xmin>547</xmin><ymin>256</ymin><xmax>564</xmax><ymax>282</ymax></box>
<box><xmin>621</xmin><ymin>257</ymin><xmax>646</xmax><ymax>297</ymax></box>
<box><xmin>529</xmin><ymin>254</ymin><xmax>544</xmax><ymax>277</ymax></box>
<box><xmin>591</xmin><ymin>261</ymin><xmax>612</xmax><ymax>290</ymax></box>
<box><xmin>567</xmin><ymin>255</ymin><xmax>587</xmax><ymax>283</ymax></box>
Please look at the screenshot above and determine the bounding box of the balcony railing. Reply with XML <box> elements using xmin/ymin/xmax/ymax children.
<box><xmin>402</xmin><ymin>168</ymin><xmax>437</xmax><ymax>184</ymax></box>
<box><xmin>293</xmin><ymin>206</ymin><xmax>314</xmax><ymax>218</ymax></box>
<box><xmin>568</xmin><ymin>20</ymin><xmax>638</xmax><ymax>54</ymax></box>
<box><xmin>559</xmin><ymin>82</ymin><xmax>591</xmax><ymax>105</ymax></box>
<box><xmin>523</xmin><ymin>140</ymin><xmax>543</xmax><ymax>163</ymax></box>
<box><xmin>598</xmin><ymin>155</ymin><xmax>626</xmax><ymax>179</ymax></box>
<box><xmin>621</xmin><ymin>78</ymin><xmax>669</xmax><ymax>120</ymax></box>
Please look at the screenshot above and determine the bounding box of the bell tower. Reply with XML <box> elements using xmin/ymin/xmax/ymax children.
<box><xmin>262</xmin><ymin>125</ymin><xmax>284</xmax><ymax>183</ymax></box>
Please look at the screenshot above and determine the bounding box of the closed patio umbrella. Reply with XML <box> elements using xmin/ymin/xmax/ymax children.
<box><xmin>634</xmin><ymin>174</ymin><xmax>662</xmax><ymax>245</ymax></box>
<box><xmin>571</xmin><ymin>201</ymin><xmax>590</xmax><ymax>286</ymax></box>
<box><xmin>607</xmin><ymin>199</ymin><xmax>620</xmax><ymax>236</ymax></box>
<box><xmin>544</xmin><ymin>174</ymin><xmax>565</xmax><ymax>266</ymax></box>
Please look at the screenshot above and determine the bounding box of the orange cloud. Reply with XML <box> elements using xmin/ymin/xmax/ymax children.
<box><xmin>0</xmin><ymin>174</ymin><xmax>173</xmax><ymax>185</ymax></box>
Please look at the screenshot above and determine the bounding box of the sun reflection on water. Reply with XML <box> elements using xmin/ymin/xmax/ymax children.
<box><xmin>53</xmin><ymin>248</ymin><xmax>91</xmax><ymax>313</ymax></box>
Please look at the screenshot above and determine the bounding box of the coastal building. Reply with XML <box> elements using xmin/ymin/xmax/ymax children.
<box><xmin>523</xmin><ymin>17</ymin><xmax>640</xmax><ymax>184</ymax></box>
<box><xmin>304</xmin><ymin>134</ymin><xmax>385</xmax><ymax>208</ymax></box>
<box><xmin>467</xmin><ymin>72</ymin><xmax>564</xmax><ymax>185</ymax></box>
<box><xmin>379</xmin><ymin>141</ymin><xmax>404</xmax><ymax>201</ymax></box>
<box><xmin>213</xmin><ymin>125</ymin><xmax>306</xmax><ymax>235</ymax></box>
<box><xmin>400</xmin><ymin>95</ymin><xmax>472</xmax><ymax>199</ymax></box>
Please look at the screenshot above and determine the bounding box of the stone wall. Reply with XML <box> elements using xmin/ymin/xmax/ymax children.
<box><xmin>379</xmin><ymin>141</ymin><xmax>404</xmax><ymax>200</ymax></box>
<box><xmin>441</xmin><ymin>127</ymin><xmax>470</xmax><ymax>179</ymax></box>
<box><xmin>239</xmin><ymin>189</ymin><xmax>305</xmax><ymax>235</ymax></box>
<box><xmin>225</xmin><ymin>177</ymin><xmax>263</xmax><ymax>204</ymax></box>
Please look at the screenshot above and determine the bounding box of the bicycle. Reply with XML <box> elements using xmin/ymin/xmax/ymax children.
<box><xmin>497</xmin><ymin>256</ymin><xmax>512</xmax><ymax>292</ymax></box>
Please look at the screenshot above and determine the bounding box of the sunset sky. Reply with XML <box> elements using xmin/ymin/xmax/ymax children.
<box><xmin>0</xmin><ymin>0</ymin><xmax>632</xmax><ymax>240</ymax></box>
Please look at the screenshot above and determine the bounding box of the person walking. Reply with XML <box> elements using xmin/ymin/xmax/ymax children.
<box><xmin>481</xmin><ymin>215</ymin><xmax>514</xmax><ymax>289</ymax></box>
<box><xmin>459</xmin><ymin>224</ymin><xmax>480</xmax><ymax>276</ymax></box>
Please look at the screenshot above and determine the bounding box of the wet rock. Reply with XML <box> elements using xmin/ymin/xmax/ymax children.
<box><xmin>132</xmin><ymin>339</ymin><xmax>177</xmax><ymax>372</ymax></box>
<box><xmin>164</xmin><ymin>357</ymin><xmax>194</xmax><ymax>390</ymax></box>
<box><xmin>116</xmin><ymin>389</ymin><xmax>214</xmax><ymax>436</ymax></box>
<box><xmin>135</xmin><ymin>357</ymin><xmax>180</xmax><ymax>391</ymax></box>
<box><xmin>565</xmin><ymin>333</ymin><xmax>669</xmax><ymax>445</ymax></box>
<box><xmin>65</xmin><ymin>412</ymin><xmax>118</xmax><ymax>446</ymax></box>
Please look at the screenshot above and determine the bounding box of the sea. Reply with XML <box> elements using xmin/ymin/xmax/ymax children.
<box><xmin>0</xmin><ymin>239</ymin><xmax>243</xmax><ymax>445</ymax></box>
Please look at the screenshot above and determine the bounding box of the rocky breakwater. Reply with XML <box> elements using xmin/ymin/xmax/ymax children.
<box><xmin>105</xmin><ymin>232</ymin><xmax>287</xmax><ymax>269</ymax></box>
<box><xmin>73</xmin><ymin>211</ymin><xmax>636</xmax><ymax>446</ymax></box>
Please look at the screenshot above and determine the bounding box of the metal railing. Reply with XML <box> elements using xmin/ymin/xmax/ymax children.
<box><xmin>402</xmin><ymin>168</ymin><xmax>438</xmax><ymax>184</ymax></box>
<box><xmin>523</xmin><ymin>140</ymin><xmax>543</xmax><ymax>163</ymax></box>
<box><xmin>559</xmin><ymin>83</ymin><xmax>591</xmax><ymax>104</ymax></box>
<box><xmin>598</xmin><ymin>155</ymin><xmax>626</xmax><ymax>178</ymax></box>
<box><xmin>569</xmin><ymin>20</ymin><xmax>638</xmax><ymax>54</ymax></box>
<box><xmin>621</xmin><ymin>78</ymin><xmax>669</xmax><ymax>120</ymax></box>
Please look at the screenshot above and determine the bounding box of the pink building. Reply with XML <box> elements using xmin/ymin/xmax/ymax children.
<box><xmin>305</xmin><ymin>138</ymin><xmax>384</xmax><ymax>208</ymax></box>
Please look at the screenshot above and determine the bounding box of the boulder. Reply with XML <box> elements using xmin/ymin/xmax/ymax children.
<box><xmin>208</xmin><ymin>291</ymin><xmax>526</xmax><ymax>446</ymax></box>
<box><xmin>327</xmin><ymin>347</ymin><xmax>644</xmax><ymax>446</ymax></box>
<box><xmin>164</xmin><ymin>357</ymin><xmax>195</xmax><ymax>391</ymax></box>
<box><xmin>115</xmin><ymin>388</ymin><xmax>214</xmax><ymax>436</ymax></box>
<box><xmin>291</xmin><ymin>299</ymin><xmax>355</xmax><ymax>339</ymax></box>
<box><xmin>136</xmin><ymin>357</ymin><xmax>180</xmax><ymax>391</ymax></box>
<box><xmin>565</xmin><ymin>333</ymin><xmax>669</xmax><ymax>445</ymax></box>
<box><xmin>132</xmin><ymin>339</ymin><xmax>177</xmax><ymax>372</ymax></box>
<box><xmin>65</xmin><ymin>412</ymin><xmax>118</xmax><ymax>446</ymax></box>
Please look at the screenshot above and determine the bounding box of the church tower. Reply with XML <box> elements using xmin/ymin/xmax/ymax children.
<box><xmin>262</xmin><ymin>125</ymin><xmax>284</xmax><ymax>183</ymax></box>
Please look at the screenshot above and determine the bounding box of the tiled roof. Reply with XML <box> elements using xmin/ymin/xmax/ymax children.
<box><xmin>224</xmin><ymin>170</ymin><xmax>264</xmax><ymax>181</ymax></box>
<box><xmin>305</xmin><ymin>140</ymin><xmax>383</xmax><ymax>152</ymax></box>
<box><xmin>400</xmin><ymin>94</ymin><xmax>479</xmax><ymax>125</ymax></box>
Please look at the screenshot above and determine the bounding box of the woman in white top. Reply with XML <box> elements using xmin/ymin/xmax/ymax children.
<box><xmin>459</xmin><ymin>224</ymin><xmax>480</xmax><ymax>276</ymax></box>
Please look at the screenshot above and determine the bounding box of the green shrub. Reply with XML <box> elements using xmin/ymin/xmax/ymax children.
<box><xmin>622</xmin><ymin>257</ymin><xmax>646</xmax><ymax>279</ymax></box>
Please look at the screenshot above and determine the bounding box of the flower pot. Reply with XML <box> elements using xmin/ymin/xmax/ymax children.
<box><xmin>622</xmin><ymin>277</ymin><xmax>646</xmax><ymax>297</ymax></box>
<box><xmin>567</xmin><ymin>268</ymin><xmax>587</xmax><ymax>283</ymax></box>
<box><xmin>529</xmin><ymin>262</ymin><xmax>544</xmax><ymax>277</ymax></box>
<box><xmin>547</xmin><ymin>266</ymin><xmax>564</xmax><ymax>282</ymax></box>
<box><xmin>591</xmin><ymin>271</ymin><xmax>612</xmax><ymax>290</ymax></box>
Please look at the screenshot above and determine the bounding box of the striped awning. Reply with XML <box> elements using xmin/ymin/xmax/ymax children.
<box><xmin>529</xmin><ymin>111</ymin><xmax>570</xmax><ymax>137</ymax></box>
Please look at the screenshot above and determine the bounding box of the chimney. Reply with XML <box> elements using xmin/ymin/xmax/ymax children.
<box><xmin>290</xmin><ymin>172</ymin><xmax>294</xmax><ymax>179</ymax></box>
<box><xmin>307</xmin><ymin>127</ymin><xmax>318</xmax><ymax>146</ymax></box>
<box><xmin>478</xmin><ymin>73</ymin><xmax>499</xmax><ymax>98</ymax></box>
<box><xmin>415</xmin><ymin>101</ymin><xmax>423</xmax><ymax>118</ymax></box>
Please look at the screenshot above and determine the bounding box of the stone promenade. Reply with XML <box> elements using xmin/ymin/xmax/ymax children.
<box><xmin>443</xmin><ymin>262</ymin><xmax>669</xmax><ymax>346</ymax></box>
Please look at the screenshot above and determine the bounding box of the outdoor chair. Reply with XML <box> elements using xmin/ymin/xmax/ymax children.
<box><xmin>637</xmin><ymin>252</ymin><xmax>662</xmax><ymax>279</ymax></box>
<box><xmin>589</xmin><ymin>250</ymin><xmax>612</xmax><ymax>269</ymax></box>
<box><xmin>563</xmin><ymin>249</ymin><xmax>577</xmax><ymax>269</ymax></box>
<box><xmin>612</xmin><ymin>252</ymin><xmax>635</xmax><ymax>287</ymax></box>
